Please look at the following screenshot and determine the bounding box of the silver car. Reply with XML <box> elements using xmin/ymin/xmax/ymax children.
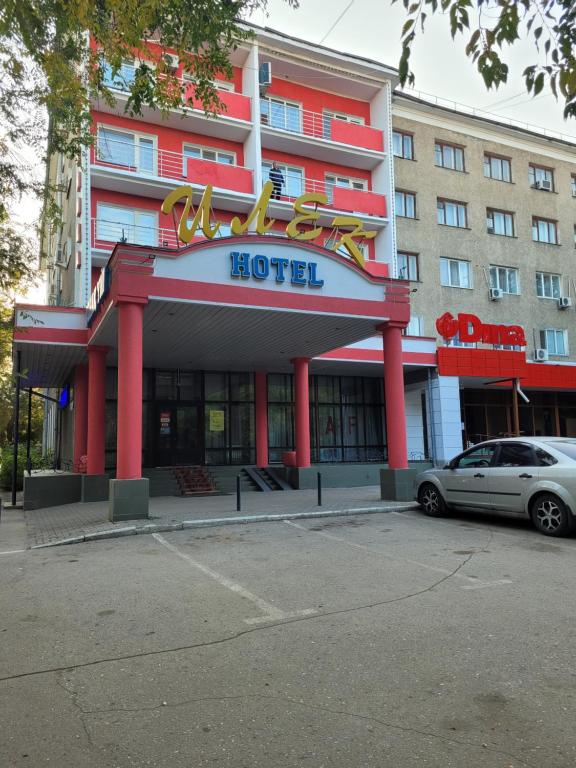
<box><xmin>415</xmin><ymin>437</ymin><xmax>576</xmax><ymax>537</ymax></box>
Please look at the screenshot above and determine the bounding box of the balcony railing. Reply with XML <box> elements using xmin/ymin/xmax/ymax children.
<box><xmin>102</xmin><ymin>65</ymin><xmax>251</xmax><ymax>122</ymax></box>
<box><xmin>260</xmin><ymin>102</ymin><xmax>384</xmax><ymax>152</ymax></box>
<box><xmin>265</xmin><ymin>176</ymin><xmax>387</xmax><ymax>217</ymax></box>
<box><xmin>92</xmin><ymin>217</ymin><xmax>180</xmax><ymax>250</ymax></box>
<box><xmin>92</xmin><ymin>138</ymin><xmax>253</xmax><ymax>194</ymax></box>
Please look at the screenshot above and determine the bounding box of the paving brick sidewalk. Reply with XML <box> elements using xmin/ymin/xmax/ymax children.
<box><xmin>21</xmin><ymin>487</ymin><xmax>418</xmax><ymax>548</ymax></box>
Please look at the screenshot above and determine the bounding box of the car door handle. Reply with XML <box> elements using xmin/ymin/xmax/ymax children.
<box><xmin>519</xmin><ymin>473</ymin><xmax>533</xmax><ymax>479</ymax></box>
<box><xmin>474</xmin><ymin>473</ymin><xmax>485</xmax><ymax>478</ymax></box>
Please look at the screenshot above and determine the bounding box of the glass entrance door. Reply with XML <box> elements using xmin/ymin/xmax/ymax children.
<box><xmin>155</xmin><ymin>404</ymin><xmax>203</xmax><ymax>466</ymax></box>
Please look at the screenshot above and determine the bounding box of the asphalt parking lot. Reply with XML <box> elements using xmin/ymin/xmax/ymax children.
<box><xmin>1</xmin><ymin>506</ymin><xmax>575</xmax><ymax>767</ymax></box>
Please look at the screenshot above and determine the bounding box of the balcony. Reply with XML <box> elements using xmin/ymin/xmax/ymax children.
<box><xmin>91</xmin><ymin>139</ymin><xmax>254</xmax><ymax>209</ymax></box>
<box><xmin>265</xmin><ymin>177</ymin><xmax>387</xmax><ymax>224</ymax></box>
<box><xmin>260</xmin><ymin>103</ymin><xmax>385</xmax><ymax>170</ymax></box>
<box><xmin>94</xmin><ymin>67</ymin><xmax>252</xmax><ymax>142</ymax></box>
<box><xmin>91</xmin><ymin>217</ymin><xmax>180</xmax><ymax>265</ymax></box>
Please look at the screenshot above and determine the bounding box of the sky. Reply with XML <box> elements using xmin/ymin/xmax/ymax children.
<box><xmin>250</xmin><ymin>0</ymin><xmax>573</xmax><ymax>138</ymax></box>
<box><xmin>16</xmin><ymin>0</ymin><xmax>575</xmax><ymax>304</ymax></box>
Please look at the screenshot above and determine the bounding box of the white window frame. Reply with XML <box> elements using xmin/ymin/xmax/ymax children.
<box><xmin>536</xmin><ymin>272</ymin><xmax>561</xmax><ymax>299</ymax></box>
<box><xmin>102</xmin><ymin>59</ymin><xmax>136</xmax><ymax>90</ymax></box>
<box><xmin>392</xmin><ymin>130</ymin><xmax>414</xmax><ymax>160</ymax></box>
<box><xmin>183</xmin><ymin>144</ymin><xmax>237</xmax><ymax>173</ymax></box>
<box><xmin>96</xmin><ymin>203</ymin><xmax>158</xmax><ymax>247</ymax></box>
<box><xmin>532</xmin><ymin>217</ymin><xmax>558</xmax><ymax>244</ymax></box>
<box><xmin>446</xmin><ymin>332</ymin><xmax>476</xmax><ymax>348</ymax></box>
<box><xmin>397</xmin><ymin>252</ymin><xmax>419</xmax><ymax>281</ymax></box>
<box><xmin>395</xmin><ymin>190</ymin><xmax>416</xmax><ymax>219</ymax></box>
<box><xmin>434</xmin><ymin>141</ymin><xmax>465</xmax><ymax>171</ymax></box>
<box><xmin>539</xmin><ymin>328</ymin><xmax>568</xmax><ymax>356</ymax></box>
<box><xmin>483</xmin><ymin>154</ymin><xmax>511</xmax><ymax>182</ymax></box>
<box><xmin>489</xmin><ymin>265</ymin><xmax>520</xmax><ymax>295</ymax></box>
<box><xmin>437</xmin><ymin>199</ymin><xmax>467</xmax><ymax>228</ymax></box>
<box><xmin>403</xmin><ymin>315</ymin><xmax>424</xmax><ymax>337</ymax></box>
<box><xmin>325</xmin><ymin>174</ymin><xmax>367</xmax><ymax>204</ymax></box>
<box><xmin>97</xmin><ymin>125</ymin><xmax>157</xmax><ymax>174</ymax></box>
<box><xmin>260</xmin><ymin>96</ymin><xmax>302</xmax><ymax>133</ymax></box>
<box><xmin>529</xmin><ymin>164</ymin><xmax>554</xmax><ymax>190</ymax></box>
<box><xmin>324</xmin><ymin>237</ymin><xmax>368</xmax><ymax>261</ymax></box>
<box><xmin>486</xmin><ymin>208</ymin><xmax>514</xmax><ymax>237</ymax></box>
<box><xmin>440</xmin><ymin>257</ymin><xmax>472</xmax><ymax>289</ymax></box>
<box><xmin>571</xmin><ymin>175</ymin><xmax>576</xmax><ymax>197</ymax></box>
<box><xmin>261</xmin><ymin>160</ymin><xmax>305</xmax><ymax>199</ymax></box>
<box><xmin>323</xmin><ymin>110</ymin><xmax>364</xmax><ymax>126</ymax></box>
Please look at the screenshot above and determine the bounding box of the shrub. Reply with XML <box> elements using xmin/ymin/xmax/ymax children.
<box><xmin>0</xmin><ymin>444</ymin><xmax>49</xmax><ymax>491</ymax></box>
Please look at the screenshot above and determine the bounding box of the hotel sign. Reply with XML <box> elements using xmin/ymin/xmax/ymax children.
<box><xmin>230</xmin><ymin>252</ymin><xmax>324</xmax><ymax>287</ymax></box>
<box><xmin>161</xmin><ymin>181</ymin><xmax>375</xmax><ymax>268</ymax></box>
<box><xmin>436</xmin><ymin>312</ymin><xmax>526</xmax><ymax>347</ymax></box>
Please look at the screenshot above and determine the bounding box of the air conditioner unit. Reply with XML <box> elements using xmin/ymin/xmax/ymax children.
<box><xmin>259</xmin><ymin>62</ymin><xmax>272</xmax><ymax>94</ymax></box>
<box><xmin>489</xmin><ymin>287</ymin><xmax>504</xmax><ymax>301</ymax></box>
<box><xmin>534</xmin><ymin>179</ymin><xmax>552</xmax><ymax>191</ymax></box>
<box><xmin>558</xmin><ymin>296</ymin><xmax>572</xmax><ymax>309</ymax></box>
<box><xmin>534</xmin><ymin>348</ymin><xmax>549</xmax><ymax>362</ymax></box>
<box><xmin>162</xmin><ymin>53</ymin><xmax>179</xmax><ymax>71</ymax></box>
<box><xmin>55</xmin><ymin>246</ymin><xmax>67</xmax><ymax>267</ymax></box>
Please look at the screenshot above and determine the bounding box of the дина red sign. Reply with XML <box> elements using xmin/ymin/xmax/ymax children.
<box><xmin>436</xmin><ymin>312</ymin><xmax>526</xmax><ymax>347</ymax></box>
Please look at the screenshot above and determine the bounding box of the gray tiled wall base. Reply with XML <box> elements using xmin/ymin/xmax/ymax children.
<box><xmin>380</xmin><ymin>468</ymin><xmax>418</xmax><ymax>502</ymax></box>
<box><xmin>109</xmin><ymin>478</ymin><xmax>150</xmax><ymax>522</ymax></box>
<box><xmin>81</xmin><ymin>474</ymin><xmax>109</xmax><ymax>502</ymax></box>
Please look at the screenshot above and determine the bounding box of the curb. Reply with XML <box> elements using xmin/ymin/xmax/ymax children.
<box><xmin>31</xmin><ymin>503</ymin><xmax>419</xmax><ymax>549</ymax></box>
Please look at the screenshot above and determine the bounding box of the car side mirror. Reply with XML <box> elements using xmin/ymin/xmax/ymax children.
<box><xmin>445</xmin><ymin>459</ymin><xmax>458</xmax><ymax>470</ymax></box>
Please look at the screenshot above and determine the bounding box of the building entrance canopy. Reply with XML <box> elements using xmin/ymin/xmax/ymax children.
<box><xmin>14</xmin><ymin>236</ymin><xmax>410</xmax><ymax>383</ymax></box>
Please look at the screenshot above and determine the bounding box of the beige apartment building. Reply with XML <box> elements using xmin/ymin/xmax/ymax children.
<box><xmin>392</xmin><ymin>93</ymin><xmax>576</xmax><ymax>444</ymax></box>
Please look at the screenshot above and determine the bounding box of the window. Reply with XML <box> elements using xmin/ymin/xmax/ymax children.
<box><xmin>325</xmin><ymin>237</ymin><xmax>368</xmax><ymax>261</ymax></box>
<box><xmin>495</xmin><ymin>443</ymin><xmax>537</xmax><ymax>467</ymax></box>
<box><xmin>96</xmin><ymin>203</ymin><xmax>157</xmax><ymax>246</ymax></box>
<box><xmin>532</xmin><ymin>217</ymin><xmax>558</xmax><ymax>244</ymax></box>
<box><xmin>484</xmin><ymin>154</ymin><xmax>511</xmax><ymax>182</ymax></box>
<box><xmin>493</xmin><ymin>344</ymin><xmax>522</xmax><ymax>351</ymax></box>
<box><xmin>536</xmin><ymin>272</ymin><xmax>561</xmax><ymax>299</ymax></box>
<box><xmin>571</xmin><ymin>175</ymin><xmax>576</xmax><ymax>197</ymax></box>
<box><xmin>97</xmin><ymin>127</ymin><xmax>155</xmax><ymax>173</ymax></box>
<box><xmin>325</xmin><ymin>174</ymin><xmax>367</xmax><ymax>203</ymax></box>
<box><xmin>395</xmin><ymin>190</ymin><xmax>416</xmax><ymax>218</ymax></box>
<box><xmin>397</xmin><ymin>252</ymin><xmax>419</xmax><ymax>281</ymax></box>
<box><xmin>102</xmin><ymin>60</ymin><xmax>135</xmax><ymax>90</ymax></box>
<box><xmin>486</xmin><ymin>208</ymin><xmax>514</xmax><ymax>237</ymax></box>
<box><xmin>437</xmin><ymin>199</ymin><xmax>467</xmax><ymax>228</ymax></box>
<box><xmin>535</xmin><ymin>447</ymin><xmax>557</xmax><ymax>466</ymax></box>
<box><xmin>440</xmin><ymin>257</ymin><xmax>471</xmax><ymax>288</ymax></box>
<box><xmin>323</xmin><ymin>110</ymin><xmax>364</xmax><ymax>139</ymax></box>
<box><xmin>446</xmin><ymin>332</ymin><xmax>476</xmax><ymax>348</ymax></box>
<box><xmin>183</xmin><ymin>145</ymin><xmax>236</xmax><ymax>174</ymax></box>
<box><xmin>434</xmin><ymin>141</ymin><xmax>465</xmax><ymax>171</ymax></box>
<box><xmin>261</xmin><ymin>161</ymin><xmax>304</xmax><ymax>198</ymax></box>
<box><xmin>540</xmin><ymin>329</ymin><xmax>567</xmax><ymax>356</ymax></box>
<box><xmin>392</xmin><ymin>130</ymin><xmax>414</xmax><ymax>160</ymax></box>
<box><xmin>455</xmin><ymin>444</ymin><xmax>496</xmax><ymax>468</ymax></box>
<box><xmin>529</xmin><ymin>164</ymin><xmax>554</xmax><ymax>191</ymax></box>
<box><xmin>260</xmin><ymin>97</ymin><xmax>301</xmax><ymax>133</ymax></box>
<box><xmin>490</xmin><ymin>266</ymin><xmax>520</xmax><ymax>294</ymax></box>
<box><xmin>403</xmin><ymin>315</ymin><xmax>423</xmax><ymax>336</ymax></box>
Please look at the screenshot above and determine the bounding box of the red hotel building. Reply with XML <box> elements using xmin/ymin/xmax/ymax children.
<box><xmin>14</xmin><ymin>26</ymin><xmax>441</xmax><ymax>517</ymax></box>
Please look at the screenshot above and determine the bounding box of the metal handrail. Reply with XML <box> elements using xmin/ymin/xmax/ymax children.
<box><xmin>92</xmin><ymin>137</ymin><xmax>253</xmax><ymax>183</ymax></box>
<box><xmin>259</xmin><ymin>99</ymin><xmax>378</xmax><ymax>142</ymax></box>
<box><xmin>91</xmin><ymin>217</ymin><xmax>180</xmax><ymax>249</ymax></box>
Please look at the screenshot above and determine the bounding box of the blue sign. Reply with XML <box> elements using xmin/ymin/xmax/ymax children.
<box><xmin>230</xmin><ymin>252</ymin><xmax>324</xmax><ymax>288</ymax></box>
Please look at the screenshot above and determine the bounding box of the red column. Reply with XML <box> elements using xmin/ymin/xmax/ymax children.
<box><xmin>73</xmin><ymin>364</ymin><xmax>88</xmax><ymax>471</ymax></box>
<box><xmin>116</xmin><ymin>301</ymin><xmax>144</xmax><ymax>480</ymax></box>
<box><xmin>293</xmin><ymin>357</ymin><xmax>311</xmax><ymax>468</ymax></box>
<box><xmin>254</xmin><ymin>372</ymin><xmax>268</xmax><ymax>468</ymax></box>
<box><xmin>86</xmin><ymin>347</ymin><xmax>108</xmax><ymax>475</ymax></box>
<box><xmin>382</xmin><ymin>323</ymin><xmax>408</xmax><ymax>470</ymax></box>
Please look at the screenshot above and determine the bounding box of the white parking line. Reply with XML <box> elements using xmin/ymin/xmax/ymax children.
<box><xmin>152</xmin><ymin>533</ymin><xmax>316</xmax><ymax>625</ymax></box>
<box><xmin>283</xmin><ymin>520</ymin><xmax>513</xmax><ymax>590</ymax></box>
<box><xmin>0</xmin><ymin>549</ymin><xmax>27</xmax><ymax>556</ymax></box>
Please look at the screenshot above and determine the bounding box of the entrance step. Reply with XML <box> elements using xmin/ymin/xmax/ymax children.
<box><xmin>208</xmin><ymin>466</ymin><xmax>293</xmax><ymax>493</ymax></box>
<box><xmin>173</xmin><ymin>466</ymin><xmax>218</xmax><ymax>496</ymax></box>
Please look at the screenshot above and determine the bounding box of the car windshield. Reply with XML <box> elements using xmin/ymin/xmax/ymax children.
<box><xmin>543</xmin><ymin>441</ymin><xmax>576</xmax><ymax>461</ymax></box>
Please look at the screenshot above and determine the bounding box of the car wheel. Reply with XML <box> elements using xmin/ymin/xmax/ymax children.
<box><xmin>418</xmin><ymin>482</ymin><xmax>448</xmax><ymax>517</ymax></box>
<box><xmin>530</xmin><ymin>493</ymin><xmax>574</xmax><ymax>537</ymax></box>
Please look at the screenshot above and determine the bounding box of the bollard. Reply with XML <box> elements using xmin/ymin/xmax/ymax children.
<box><xmin>317</xmin><ymin>472</ymin><xmax>322</xmax><ymax>506</ymax></box>
<box><xmin>236</xmin><ymin>474</ymin><xmax>241</xmax><ymax>512</ymax></box>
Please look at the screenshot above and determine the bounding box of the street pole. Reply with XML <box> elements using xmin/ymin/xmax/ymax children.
<box><xmin>11</xmin><ymin>351</ymin><xmax>21</xmax><ymax>507</ymax></box>
<box><xmin>512</xmin><ymin>379</ymin><xmax>520</xmax><ymax>437</ymax></box>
